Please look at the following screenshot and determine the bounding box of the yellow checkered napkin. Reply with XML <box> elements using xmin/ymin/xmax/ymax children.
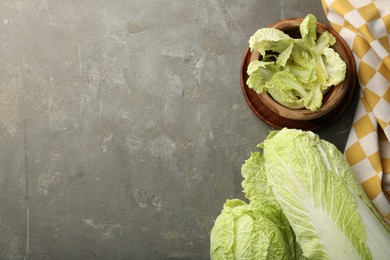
<box><xmin>322</xmin><ymin>0</ymin><xmax>390</xmax><ymax>223</ymax></box>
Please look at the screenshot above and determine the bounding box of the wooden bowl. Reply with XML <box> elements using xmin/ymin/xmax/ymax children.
<box><xmin>241</xmin><ymin>18</ymin><xmax>356</xmax><ymax>130</ymax></box>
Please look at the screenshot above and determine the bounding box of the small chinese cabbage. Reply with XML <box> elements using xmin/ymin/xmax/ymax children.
<box><xmin>210</xmin><ymin>198</ymin><xmax>300</xmax><ymax>260</ymax></box>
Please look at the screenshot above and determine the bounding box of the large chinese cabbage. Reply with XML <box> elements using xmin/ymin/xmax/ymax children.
<box><xmin>210</xmin><ymin>128</ymin><xmax>390</xmax><ymax>260</ymax></box>
<box><xmin>260</xmin><ymin>129</ymin><xmax>390</xmax><ymax>259</ymax></box>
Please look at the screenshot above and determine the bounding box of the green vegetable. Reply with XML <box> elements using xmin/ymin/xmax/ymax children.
<box><xmin>241</xmin><ymin>151</ymin><xmax>271</xmax><ymax>200</ymax></box>
<box><xmin>210</xmin><ymin>128</ymin><xmax>390</xmax><ymax>259</ymax></box>
<box><xmin>248</xmin><ymin>28</ymin><xmax>294</xmax><ymax>67</ymax></box>
<box><xmin>210</xmin><ymin>198</ymin><xmax>301</xmax><ymax>260</ymax></box>
<box><xmin>267</xmin><ymin>71</ymin><xmax>322</xmax><ymax>111</ymax></box>
<box><xmin>246</xmin><ymin>14</ymin><xmax>346</xmax><ymax>111</ymax></box>
<box><xmin>261</xmin><ymin>129</ymin><xmax>390</xmax><ymax>259</ymax></box>
<box><xmin>323</xmin><ymin>47</ymin><xmax>347</xmax><ymax>87</ymax></box>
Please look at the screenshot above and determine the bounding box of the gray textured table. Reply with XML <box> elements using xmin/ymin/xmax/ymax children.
<box><xmin>0</xmin><ymin>1</ymin><xmax>357</xmax><ymax>259</ymax></box>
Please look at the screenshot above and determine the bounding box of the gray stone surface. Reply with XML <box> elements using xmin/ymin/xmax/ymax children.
<box><xmin>0</xmin><ymin>0</ymin><xmax>356</xmax><ymax>259</ymax></box>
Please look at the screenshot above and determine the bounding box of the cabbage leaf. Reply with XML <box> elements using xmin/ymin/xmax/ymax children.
<box><xmin>261</xmin><ymin>129</ymin><xmax>370</xmax><ymax>259</ymax></box>
<box><xmin>246</xmin><ymin>14</ymin><xmax>346</xmax><ymax>111</ymax></box>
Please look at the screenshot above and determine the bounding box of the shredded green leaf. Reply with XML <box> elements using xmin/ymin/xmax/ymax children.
<box><xmin>246</xmin><ymin>14</ymin><xmax>346</xmax><ymax>111</ymax></box>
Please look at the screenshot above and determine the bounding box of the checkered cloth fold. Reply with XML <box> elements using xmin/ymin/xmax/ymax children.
<box><xmin>321</xmin><ymin>0</ymin><xmax>390</xmax><ymax>223</ymax></box>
